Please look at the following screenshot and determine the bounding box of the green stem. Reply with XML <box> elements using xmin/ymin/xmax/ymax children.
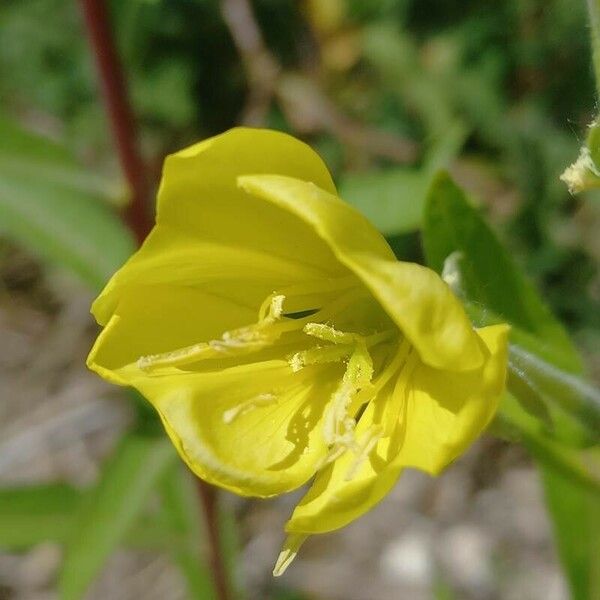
<box><xmin>587</xmin><ymin>0</ymin><xmax>600</xmax><ymax>97</ymax></box>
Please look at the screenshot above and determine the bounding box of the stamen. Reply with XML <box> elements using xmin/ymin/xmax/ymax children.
<box><xmin>289</xmin><ymin>345</ymin><xmax>352</xmax><ymax>372</ymax></box>
<box><xmin>316</xmin><ymin>444</ymin><xmax>348</xmax><ymax>469</ymax></box>
<box><xmin>345</xmin><ymin>424</ymin><xmax>383</xmax><ymax>481</ymax></box>
<box><xmin>138</xmin><ymin>295</ymin><xmax>289</xmax><ymax>372</ymax></box>
<box><xmin>222</xmin><ymin>393</ymin><xmax>278</xmax><ymax>424</ymax></box>
<box><xmin>258</xmin><ymin>293</ymin><xmax>285</xmax><ymax>322</ymax></box>
<box><xmin>303</xmin><ymin>322</ymin><xmax>356</xmax><ymax>345</ymax></box>
<box><xmin>321</xmin><ymin>338</ymin><xmax>374</xmax><ymax>455</ymax></box>
<box><xmin>349</xmin><ymin>338</ymin><xmax>411</xmax><ymax>414</ymax></box>
<box><xmin>345</xmin><ymin>339</ymin><xmax>373</xmax><ymax>387</ymax></box>
<box><xmin>323</xmin><ymin>380</ymin><xmax>355</xmax><ymax>444</ymax></box>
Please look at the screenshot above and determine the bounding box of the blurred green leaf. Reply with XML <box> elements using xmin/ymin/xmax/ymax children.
<box><xmin>0</xmin><ymin>480</ymin><xmax>183</xmax><ymax>552</ymax></box>
<box><xmin>59</xmin><ymin>435</ymin><xmax>175</xmax><ymax>600</ymax></box>
<box><xmin>0</xmin><ymin>117</ymin><xmax>134</xmax><ymax>289</ymax></box>
<box><xmin>159</xmin><ymin>466</ymin><xmax>215</xmax><ymax>599</ymax></box>
<box><xmin>540</xmin><ymin>466</ymin><xmax>600</xmax><ymax>600</ymax></box>
<box><xmin>340</xmin><ymin>168</ymin><xmax>426</xmax><ymax>234</ymax></box>
<box><xmin>508</xmin><ymin>344</ymin><xmax>600</xmax><ymax>442</ymax></box>
<box><xmin>339</xmin><ymin>122</ymin><xmax>467</xmax><ymax>235</ymax></box>
<box><xmin>496</xmin><ymin>394</ymin><xmax>600</xmax><ymax>495</ymax></box>
<box><xmin>0</xmin><ymin>484</ymin><xmax>81</xmax><ymax>549</ymax></box>
<box><xmin>0</xmin><ymin>116</ymin><xmax>116</xmax><ymax>199</ymax></box>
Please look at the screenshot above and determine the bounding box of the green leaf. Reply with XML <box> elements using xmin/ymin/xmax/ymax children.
<box><xmin>466</xmin><ymin>300</ymin><xmax>600</xmax><ymax>445</ymax></box>
<box><xmin>424</xmin><ymin>174</ymin><xmax>599</xmax><ymax>445</ymax></box>
<box><xmin>59</xmin><ymin>434</ymin><xmax>175</xmax><ymax>600</ymax></box>
<box><xmin>0</xmin><ymin>484</ymin><xmax>81</xmax><ymax>549</ymax></box>
<box><xmin>540</xmin><ymin>467</ymin><xmax>600</xmax><ymax>600</ymax></box>
<box><xmin>159</xmin><ymin>466</ymin><xmax>215</xmax><ymax>599</ymax></box>
<box><xmin>423</xmin><ymin>172</ymin><xmax>600</xmax><ymax>600</ymax></box>
<box><xmin>423</xmin><ymin>171</ymin><xmax>581</xmax><ymax>372</ymax></box>
<box><xmin>0</xmin><ymin>117</ymin><xmax>134</xmax><ymax>290</ymax></box>
<box><xmin>339</xmin><ymin>122</ymin><xmax>467</xmax><ymax>236</ymax></box>
<box><xmin>496</xmin><ymin>395</ymin><xmax>600</xmax><ymax>495</ymax></box>
<box><xmin>508</xmin><ymin>344</ymin><xmax>600</xmax><ymax>442</ymax></box>
<box><xmin>339</xmin><ymin>168</ymin><xmax>426</xmax><ymax>235</ymax></box>
<box><xmin>0</xmin><ymin>482</ymin><xmax>184</xmax><ymax>552</ymax></box>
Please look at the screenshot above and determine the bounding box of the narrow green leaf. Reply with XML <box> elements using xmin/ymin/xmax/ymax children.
<box><xmin>59</xmin><ymin>435</ymin><xmax>175</xmax><ymax>600</ymax></box>
<box><xmin>0</xmin><ymin>484</ymin><xmax>81</xmax><ymax>549</ymax></box>
<box><xmin>463</xmin><ymin>300</ymin><xmax>599</xmax><ymax>445</ymax></box>
<box><xmin>159</xmin><ymin>466</ymin><xmax>215</xmax><ymax>599</ymax></box>
<box><xmin>509</xmin><ymin>344</ymin><xmax>600</xmax><ymax>442</ymax></box>
<box><xmin>497</xmin><ymin>395</ymin><xmax>600</xmax><ymax>495</ymax></box>
<box><xmin>540</xmin><ymin>468</ymin><xmax>600</xmax><ymax>600</ymax></box>
<box><xmin>423</xmin><ymin>171</ymin><xmax>581</xmax><ymax>372</ymax></box>
<box><xmin>0</xmin><ymin>118</ymin><xmax>134</xmax><ymax>289</ymax></box>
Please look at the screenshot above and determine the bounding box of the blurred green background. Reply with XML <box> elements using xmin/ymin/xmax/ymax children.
<box><xmin>1</xmin><ymin>1</ymin><xmax>599</xmax><ymax>599</ymax></box>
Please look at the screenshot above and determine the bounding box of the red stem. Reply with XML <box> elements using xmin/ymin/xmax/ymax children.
<box><xmin>79</xmin><ymin>0</ymin><xmax>151</xmax><ymax>244</ymax></box>
<box><xmin>197</xmin><ymin>481</ymin><xmax>232</xmax><ymax>600</ymax></box>
<box><xmin>80</xmin><ymin>2</ymin><xmax>231</xmax><ymax>599</ymax></box>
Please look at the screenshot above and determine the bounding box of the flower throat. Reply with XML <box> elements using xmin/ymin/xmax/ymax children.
<box><xmin>137</xmin><ymin>276</ymin><xmax>404</xmax><ymax>479</ymax></box>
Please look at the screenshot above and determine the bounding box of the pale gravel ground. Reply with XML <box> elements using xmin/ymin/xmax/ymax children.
<box><xmin>0</xmin><ymin>251</ymin><xmax>569</xmax><ymax>600</ymax></box>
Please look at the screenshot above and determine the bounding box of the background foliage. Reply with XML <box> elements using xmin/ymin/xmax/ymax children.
<box><xmin>0</xmin><ymin>0</ymin><xmax>599</xmax><ymax>599</ymax></box>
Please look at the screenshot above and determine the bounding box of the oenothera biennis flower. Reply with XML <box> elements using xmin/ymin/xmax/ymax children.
<box><xmin>87</xmin><ymin>128</ymin><xmax>508</xmax><ymax>575</ymax></box>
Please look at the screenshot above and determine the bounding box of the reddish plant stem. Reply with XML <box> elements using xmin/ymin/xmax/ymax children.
<box><xmin>80</xmin><ymin>3</ymin><xmax>232</xmax><ymax>599</ymax></box>
<box><xmin>79</xmin><ymin>0</ymin><xmax>151</xmax><ymax>244</ymax></box>
<box><xmin>197</xmin><ymin>481</ymin><xmax>232</xmax><ymax>600</ymax></box>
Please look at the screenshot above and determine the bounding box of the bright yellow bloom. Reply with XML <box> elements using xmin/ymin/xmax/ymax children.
<box><xmin>87</xmin><ymin>128</ymin><xmax>509</xmax><ymax>575</ymax></box>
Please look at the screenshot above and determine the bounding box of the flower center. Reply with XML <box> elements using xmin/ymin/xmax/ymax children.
<box><xmin>137</xmin><ymin>276</ymin><xmax>400</xmax><ymax>476</ymax></box>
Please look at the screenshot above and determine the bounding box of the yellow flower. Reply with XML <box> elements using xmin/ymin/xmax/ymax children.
<box><xmin>87</xmin><ymin>128</ymin><xmax>509</xmax><ymax>575</ymax></box>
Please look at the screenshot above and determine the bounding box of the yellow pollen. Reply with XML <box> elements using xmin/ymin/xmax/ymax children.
<box><xmin>319</xmin><ymin>337</ymin><xmax>375</xmax><ymax>460</ymax></box>
<box><xmin>288</xmin><ymin>344</ymin><xmax>352</xmax><ymax>372</ymax></box>
<box><xmin>303</xmin><ymin>322</ymin><xmax>356</xmax><ymax>345</ymax></box>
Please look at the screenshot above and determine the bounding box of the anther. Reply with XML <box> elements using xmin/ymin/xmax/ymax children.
<box><xmin>303</xmin><ymin>322</ymin><xmax>356</xmax><ymax>345</ymax></box>
<box><xmin>288</xmin><ymin>345</ymin><xmax>352</xmax><ymax>372</ymax></box>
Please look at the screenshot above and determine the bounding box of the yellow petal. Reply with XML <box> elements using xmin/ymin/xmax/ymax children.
<box><xmin>91</xmin><ymin>226</ymin><xmax>327</xmax><ymax>326</ymax></box>
<box><xmin>239</xmin><ymin>174</ymin><xmax>484</xmax><ymax>371</ymax></box>
<box><xmin>395</xmin><ymin>324</ymin><xmax>509</xmax><ymax>475</ymax></box>
<box><xmin>94</xmin><ymin>128</ymin><xmax>349</xmax><ymax>325</ymax></box>
<box><xmin>134</xmin><ymin>361</ymin><xmax>337</xmax><ymax>497</ymax></box>
<box><xmin>88</xmin><ymin>285</ymin><xmax>256</xmax><ymax>385</ymax></box>
<box><xmin>282</xmin><ymin>325</ymin><xmax>508</xmax><ymax>536</ymax></box>
<box><xmin>284</xmin><ymin>378</ymin><xmax>406</xmax><ymax>535</ymax></box>
<box><xmin>157</xmin><ymin>128</ymin><xmax>342</xmax><ymax>276</ymax></box>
